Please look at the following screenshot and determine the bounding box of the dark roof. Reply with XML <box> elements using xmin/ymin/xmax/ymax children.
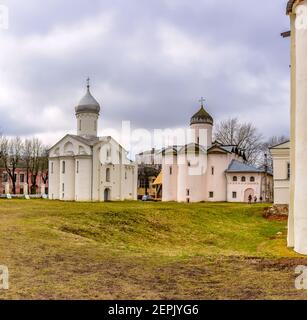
<box><xmin>226</xmin><ymin>160</ymin><xmax>272</xmax><ymax>175</ymax></box>
<box><xmin>287</xmin><ymin>0</ymin><xmax>302</xmax><ymax>14</ymax></box>
<box><xmin>207</xmin><ymin>144</ymin><xmax>247</xmax><ymax>160</ymax></box>
<box><xmin>190</xmin><ymin>106</ymin><xmax>213</xmax><ymax>125</ymax></box>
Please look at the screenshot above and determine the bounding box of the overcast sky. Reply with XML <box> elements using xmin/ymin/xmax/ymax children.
<box><xmin>0</xmin><ymin>0</ymin><xmax>291</xmax><ymax>149</ymax></box>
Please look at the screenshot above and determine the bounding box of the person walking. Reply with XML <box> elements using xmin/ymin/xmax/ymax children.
<box><xmin>254</xmin><ymin>196</ymin><xmax>258</xmax><ymax>203</ymax></box>
<box><xmin>248</xmin><ymin>194</ymin><xmax>252</xmax><ymax>204</ymax></box>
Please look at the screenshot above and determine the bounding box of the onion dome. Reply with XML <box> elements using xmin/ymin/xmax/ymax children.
<box><xmin>75</xmin><ymin>78</ymin><xmax>100</xmax><ymax>115</ymax></box>
<box><xmin>190</xmin><ymin>98</ymin><xmax>213</xmax><ymax>125</ymax></box>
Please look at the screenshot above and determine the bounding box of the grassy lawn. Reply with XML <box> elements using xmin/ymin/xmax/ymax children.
<box><xmin>0</xmin><ymin>199</ymin><xmax>307</xmax><ymax>300</ymax></box>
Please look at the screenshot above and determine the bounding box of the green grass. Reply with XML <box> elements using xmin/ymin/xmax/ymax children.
<box><xmin>0</xmin><ymin>199</ymin><xmax>306</xmax><ymax>299</ymax></box>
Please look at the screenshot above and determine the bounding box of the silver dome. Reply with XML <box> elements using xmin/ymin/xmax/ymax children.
<box><xmin>75</xmin><ymin>83</ymin><xmax>100</xmax><ymax>115</ymax></box>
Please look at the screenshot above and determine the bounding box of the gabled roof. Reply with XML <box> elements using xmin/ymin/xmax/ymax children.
<box><xmin>137</xmin><ymin>148</ymin><xmax>161</xmax><ymax>156</ymax></box>
<box><xmin>226</xmin><ymin>160</ymin><xmax>272</xmax><ymax>175</ymax></box>
<box><xmin>160</xmin><ymin>142</ymin><xmax>246</xmax><ymax>160</ymax></box>
<box><xmin>160</xmin><ymin>146</ymin><xmax>182</xmax><ymax>155</ymax></box>
<box><xmin>178</xmin><ymin>143</ymin><xmax>207</xmax><ymax>155</ymax></box>
<box><xmin>69</xmin><ymin>134</ymin><xmax>100</xmax><ymax>146</ymax></box>
<box><xmin>48</xmin><ymin>134</ymin><xmax>99</xmax><ymax>151</ymax></box>
<box><xmin>269</xmin><ymin>140</ymin><xmax>290</xmax><ymax>149</ymax></box>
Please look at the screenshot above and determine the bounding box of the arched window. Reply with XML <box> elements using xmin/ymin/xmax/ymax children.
<box><xmin>106</xmin><ymin>168</ymin><xmax>110</xmax><ymax>182</ymax></box>
<box><xmin>62</xmin><ymin>161</ymin><xmax>66</xmax><ymax>174</ymax></box>
<box><xmin>233</xmin><ymin>176</ymin><xmax>237</xmax><ymax>182</ymax></box>
<box><xmin>241</xmin><ymin>176</ymin><xmax>246</xmax><ymax>182</ymax></box>
<box><xmin>250</xmin><ymin>176</ymin><xmax>255</xmax><ymax>182</ymax></box>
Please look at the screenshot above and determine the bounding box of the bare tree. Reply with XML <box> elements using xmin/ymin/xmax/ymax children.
<box><xmin>23</xmin><ymin>139</ymin><xmax>33</xmax><ymax>187</ymax></box>
<box><xmin>214</xmin><ymin>118</ymin><xmax>263</xmax><ymax>164</ymax></box>
<box><xmin>40</xmin><ymin>145</ymin><xmax>49</xmax><ymax>186</ymax></box>
<box><xmin>22</xmin><ymin>138</ymin><xmax>49</xmax><ymax>194</ymax></box>
<box><xmin>0</xmin><ymin>136</ymin><xmax>24</xmax><ymax>194</ymax></box>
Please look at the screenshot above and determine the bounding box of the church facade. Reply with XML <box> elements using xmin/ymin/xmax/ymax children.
<box><xmin>161</xmin><ymin>102</ymin><xmax>273</xmax><ymax>203</ymax></box>
<box><xmin>48</xmin><ymin>82</ymin><xmax>137</xmax><ymax>202</ymax></box>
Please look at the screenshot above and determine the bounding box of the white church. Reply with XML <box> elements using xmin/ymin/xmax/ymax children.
<box><xmin>161</xmin><ymin>101</ymin><xmax>273</xmax><ymax>203</ymax></box>
<box><xmin>48</xmin><ymin>81</ymin><xmax>138</xmax><ymax>201</ymax></box>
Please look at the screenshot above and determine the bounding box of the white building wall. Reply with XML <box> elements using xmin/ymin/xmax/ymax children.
<box><xmin>162</xmin><ymin>154</ymin><xmax>178</xmax><ymax>201</ymax></box>
<box><xmin>177</xmin><ymin>153</ymin><xmax>207</xmax><ymax>202</ymax></box>
<box><xmin>75</xmin><ymin>157</ymin><xmax>92</xmax><ymax>201</ymax></box>
<box><xmin>270</xmin><ymin>143</ymin><xmax>290</xmax><ymax>205</ymax></box>
<box><xmin>226</xmin><ymin>173</ymin><xmax>261</xmax><ymax>202</ymax></box>
<box><xmin>274</xmin><ymin>181</ymin><xmax>290</xmax><ymax>205</ymax></box>
<box><xmin>48</xmin><ymin>158</ymin><xmax>60</xmax><ymax>200</ymax></box>
<box><xmin>293</xmin><ymin>0</ymin><xmax>307</xmax><ymax>254</ymax></box>
<box><xmin>206</xmin><ymin>153</ymin><xmax>235</xmax><ymax>202</ymax></box>
<box><xmin>76</xmin><ymin>113</ymin><xmax>98</xmax><ymax>137</ymax></box>
<box><xmin>190</xmin><ymin>123</ymin><xmax>212</xmax><ymax>148</ymax></box>
<box><xmin>59</xmin><ymin>157</ymin><xmax>75</xmax><ymax>201</ymax></box>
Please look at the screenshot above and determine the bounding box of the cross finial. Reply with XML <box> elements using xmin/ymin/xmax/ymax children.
<box><xmin>86</xmin><ymin>77</ymin><xmax>90</xmax><ymax>90</ymax></box>
<box><xmin>199</xmin><ymin>97</ymin><xmax>205</xmax><ymax>107</ymax></box>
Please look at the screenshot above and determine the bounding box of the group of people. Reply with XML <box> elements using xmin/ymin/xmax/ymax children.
<box><xmin>248</xmin><ymin>194</ymin><xmax>263</xmax><ymax>204</ymax></box>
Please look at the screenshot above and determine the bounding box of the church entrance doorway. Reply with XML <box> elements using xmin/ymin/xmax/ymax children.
<box><xmin>244</xmin><ymin>188</ymin><xmax>255</xmax><ymax>203</ymax></box>
<box><xmin>104</xmin><ymin>188</ymin><xmax>111</xmax><ymax>201</ymax></box>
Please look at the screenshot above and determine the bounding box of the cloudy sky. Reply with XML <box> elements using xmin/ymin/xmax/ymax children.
<box><xmin>0</xmin><ymin>0</ymin><xmax>291</xmax><ymax>151</ymax></box>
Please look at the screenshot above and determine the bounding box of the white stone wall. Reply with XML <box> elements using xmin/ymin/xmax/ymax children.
<box><xmin>48</xmin><ymin>158</ymin><xmax>60</xmax><ymax>200</ymax></box>
<box><xmin>226</xmin><ymin>173</ymin><xmax>261</xmax><ymax>202</ymax></box>
<box><xmin>176</xmin><ymin>152</ymin><xmax>207</xmax><ymax>202</ymax></box>
<box><xmin>270</xmin><ymin>142</ymin><xmax>290</xmax><ymax>205</ymax></box>
<box><xmin>162</xmin><ymin>153</ymin><xmax>178</xmax><ymax>201</ymax></box>
<box><xmin>75</xmin><ymin>157</ymin><xmax>92</xmax><ymax>201</ymax></box>
<box><xmin>190</xmin><ymin>123</ymin><xmax>212</xmax><ymax>148</ymax></box>
<box><xmin>293</xmin><ymin>1</ymin><xmax>307</xmax><ymax>254</ymax></box>
<box><xmin>76</xmin><ymin>113</ymin><xmax>99</xmax><ymax>137</ymax></box>
<box><xmin>206</xmin><ymin>153</ymin><xmax>236</xmax><ymax>202</ymax></box>
<box><xmin>59</xmin><ymin>157</ymin><xmax>75</xmax><ymax>201</ymax></box>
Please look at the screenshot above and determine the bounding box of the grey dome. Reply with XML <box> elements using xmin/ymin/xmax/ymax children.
<box><xmin>75</xmin><ymin>85</ymin><xmax>100</xmax><ymax>115</ymax></box>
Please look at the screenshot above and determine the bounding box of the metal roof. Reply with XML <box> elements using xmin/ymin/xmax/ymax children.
<box><xmin>226</xmin><ymin>159</ymin><xmax>272</xmax><ymax>175</ymax></box>
<box><xmin>75</xmin><ymin>86</ymin><xmax>100</xmax><ymax>115</ymax></box>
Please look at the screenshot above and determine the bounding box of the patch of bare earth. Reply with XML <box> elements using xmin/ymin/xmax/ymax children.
<box><xmin>1</xmin><ymin>254</ymin><xmax>307</xmax><ymax>300</ymax></box>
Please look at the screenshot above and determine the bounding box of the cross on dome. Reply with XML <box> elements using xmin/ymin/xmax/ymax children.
<box><xmin>199</xmin><ymin>97</ymin><xmax>206</xmax><ymax>107</ymax></box>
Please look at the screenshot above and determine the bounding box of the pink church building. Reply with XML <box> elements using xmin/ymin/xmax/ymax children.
<box><xmin>161</xmin><ymin>102</ymin><xmax>273</xmax><ymax>203</ymax></box>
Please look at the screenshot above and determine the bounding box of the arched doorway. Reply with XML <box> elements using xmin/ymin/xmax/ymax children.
<box><xmin>104</xmin><ymin>188</ymin><xmax>111</xmax><ymax>201</ymax></box>
<box><xmin>244</xmin><ymin>188</ymin><xmax>255</xmax><ymax>202</ymax></box>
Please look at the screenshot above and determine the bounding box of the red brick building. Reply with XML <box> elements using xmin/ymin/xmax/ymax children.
<box><xmin>0</xmin><ymin>161</ymin><xmax>48</xmax><ymax>195</ymax></box>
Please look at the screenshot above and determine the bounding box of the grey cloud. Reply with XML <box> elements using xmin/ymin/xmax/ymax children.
<box><xmin>0</xmin><ymin>0</ymin><xmax>291</xmax><ymax>145</ymax></box>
